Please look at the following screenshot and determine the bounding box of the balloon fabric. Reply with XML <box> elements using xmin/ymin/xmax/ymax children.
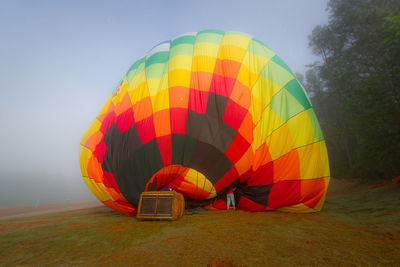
<box><xmin>79</xmin><ymin>30</ymin><xmax>330</xmax><ymax>215</ymax></box>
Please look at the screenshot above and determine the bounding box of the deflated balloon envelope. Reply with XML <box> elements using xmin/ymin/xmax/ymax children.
<box><xmin>79</xmin><ymin>30</ymin><xmax>330</xmax><ymax>215</ymax></box>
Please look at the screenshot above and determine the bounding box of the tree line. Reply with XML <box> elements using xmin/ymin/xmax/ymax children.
<box><xmin>302</xmin><ymin>0</ymin><xmax>400</xmax><ymax>180</ymax></box>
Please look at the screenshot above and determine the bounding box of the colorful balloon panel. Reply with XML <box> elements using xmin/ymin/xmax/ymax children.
<box><xmin>79</xmin><ymin>30</ymin><xmax>330</xmax><ymax>215</ymax></box>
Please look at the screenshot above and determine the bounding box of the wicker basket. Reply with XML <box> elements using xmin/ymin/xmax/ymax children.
<box><xmin>136</xmin><ymin>191</ymin><xmax>185</xmax><ymax>221</ymax></box>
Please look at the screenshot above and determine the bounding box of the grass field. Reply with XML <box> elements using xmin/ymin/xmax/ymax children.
<box><xmin>0</xmin><ymin>179</ymin><xmax>399</xmax><ymax>266</ymax></box>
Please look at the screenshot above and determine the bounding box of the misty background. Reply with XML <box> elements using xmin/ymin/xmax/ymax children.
<box><xmin>0</xmin><ymin>0</ymin><xmax>328</xmax><ymax>208</ymax></box>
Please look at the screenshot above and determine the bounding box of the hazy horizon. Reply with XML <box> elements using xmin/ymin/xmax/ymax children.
<box><xmin>0</xmin><ymin>0</ymin><xmax>329</xmax><ymax>208</ymax></box>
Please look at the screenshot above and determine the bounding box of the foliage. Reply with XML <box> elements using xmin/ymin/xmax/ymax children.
<box><xmin>306</xmin><ymin>0</ymin><xmax>400</xmax><ymax>180</ymax></box>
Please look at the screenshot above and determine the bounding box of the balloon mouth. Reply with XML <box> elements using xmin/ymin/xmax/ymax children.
<box><xmin>144</xmin><ymin>164</ymin><xmax>217</xmax><ymax>200</ymax></box>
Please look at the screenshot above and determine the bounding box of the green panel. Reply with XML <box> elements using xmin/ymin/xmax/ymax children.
<box><xmin>126</xmin><ymin>57</ymin><xmax>145</xmax><ymax>82</ymax></box>
<box><xmin>249</xmin><ymin>39</ymin><xmax>275</xmax><ymax>58</ymax></box>
<box><xmin>169</xmin><ymin>44</ymin><xmax>194</xmax><ymax>57</ymax></box>
<box><xmin>269</xmin><ymin>88</ymin><xmax>305</xmax><ymax>122</ymax></box>
<box><xmin>171</xmin><ymin>35</ymin><xmax>196</xmax><ymax>47</ymax></box>
<box><xmin>198</xmin><ymin>29</ymin><xmax>224</xmax><ymax>35</ymax></box>
<box><xmin>195</xmin><ymin>32</ymin><xmax>224</xmax><ymax>44</ymax></box>
<box><xmin>271</xmin><ymin>55</ymin><xmax>294</xmax><ymax>75</ymax></box>
<box><xmin>260</xmin><ymin>61</ymin><xmax>294</xmax><ymax>86</ymax></box>
<box><xmin>306</xmin><ymin>109</ymin><xmax>324</xmax><ymax>141</ymax></box>
<box><xmin>284</xmin><ymin>79</ymin><xmax>312</xmax><ymax>110</ymax></box>
<box><xmin>145</xmin><ymin>63</ymin><xmax>168</xmax><ymax>79</ymax></box>
<box><xmin>145</xmin><ymin>51</ymin><xmax>169</xmax><ymax>68</ymax></box>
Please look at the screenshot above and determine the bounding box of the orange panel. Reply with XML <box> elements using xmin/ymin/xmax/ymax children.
<box><xmin>253</xmin><ymin>143</ymin><xmax>272</xmax><ymax>172</ymax></box>
<box><xmin>87</xmin><ymin>156</ymin><xmax>104</xmax><ymax>183</ymax></box>
<box><xmin>103</xmin><ymin>200</ymin><xmax>136</xmax><ymax>215</ymax></box>
<box><xmin>169</xmin><ymin>86</ymin><xmax>189</xmax><ymax>108</ymax></box>
<box><xmin>115</xmin><ymin>93</ymin><xmax>133</xmax><ymax>116</ymax></box>
<box><xmin>230</xmin><ymin>81</ymin><xmax>251</xmax><ymax>109</ymax></box>
<box><xmin>234</xmin><ymin>147</ymin><xmax>253</xmax><ymax>176</ymax></box>
<box><xmin>133</xmin><ymin>97</ymin><xmax>153</xmax><ymax>122</ymax></box>
<box><xmin>238</xmin><ymin>112</ymin><xmax>254</xmax><ymax>144</ymax></box>
<box><xmin>153</xmin><ymin>109</ymin><xmax>171</xmax><ymax>137</ymax></box>
<box><xmin>213</xmin><ymin>59</ymin><xmax>242</xmax><ymax>78</ymax></box>
<box><xmin>273</xmin><ymin>149</ymin><xmax>300</xmax><ymax>182</ymax></box>
<box><xmin>190</xmin><ymin>71</ymin><xmax>213</xmax><ymax>92</ymax></box>
<box><xmin>85</xmin><ymin>131</ymin><xmax>103</xmax><ymax>151</ymax></box>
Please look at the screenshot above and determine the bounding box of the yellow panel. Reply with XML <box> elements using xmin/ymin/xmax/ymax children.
<box><xmin>169</xmin><ymin>69</ymin><xmax>192</xmax><ymax>88</ymax></box>
<box><xmin>236</xmin><ymin>64</ymin><xmax>258</xmax><ymax>89</ymax></box>
<box><xmin>221</xmin><ymin>34</ymin><xmax>251</xmax><ymax>49</ymax></box>
<box><xmin>248</xmin><ymin>94</ymin><xmax>267</xmax><ymax>125</ymax></box>
<box><xmin>297</xmin><ymin>142</ymin><xmax>324</xmax><ymax>179</ymax></box>
<box><xmin>147</xmin><ymin>73</ymin><xmax>168</xmax><ymax>96</ymax></box>
<box><xmin>169</xmin><ymin>55</ymin><xmax>192</xmax><ymax>71</ymax></box>
<box><xmin>111</xmin><ymin>78</ymin><xmax>129</xmax><ymax>106</ymax></box>
<box><xmin>129</xmin><ymin>81</ymin><xmax>149</xmax><ymax>105</ymax></box>
<box><xmin>80</xmin><ymin>119</ymin><xmax>101</xmax><ymax>146</ymax></box>
<box><xmin>193</xmin><ymin>42</ymin><xmax>220</xmax><ymax>57</ymax></box>
<box><xmin>277</xmin><ymin>203</ymin><xmax>316</xmax><ymax>213</ymax></box>
<box><xmin>265</xmin><ymin>124</ymin><xmax>295</xmax><ymax>160</ymax></box>
<box><xmin>192</xmin><ymin>56</ymin><xmax>217</xmax><ymax>73</ymax></box>
<box><xmin>151</xmin><ymin>88</ymin><xmax>170</xmax><ymax>112</ymax></box>
<box><xmin>251</xmin><ymin>126</ymin><xmax>263</xmax><ymax>151</ymax></box>
<box><xmin>83</xmin><ymin>177</ymin><xmax>111</xmax><ymax>202</ymax></box>
<box><xmin>286</xmin><ymin>111</ymin><xmax>316</xmax><ymax>147</ymax></box>
<box><xmin>218</xmin><ymin>45</ymin><xmax>246</xmax><ymax>62</ymax></box>
<box><xmin>127</xmin><ymin>70</ymin><xmax>146</xmax><ymax>94</ymax></box>
<box><xmin>251</xmin><ymin>76</ymin><xmax>283</xmax><ymax>105</ymax></box>
<box><xmin>320</xmin><ymin>142</ymin><xmax>331</xmax><ymax>176</ymax></box>
<box><xmin>184</xmin><ymin>168</ymin><xmax>217</xmax><ymax>199</ymax></box>
<box><xmin>79</xmin><ymin>145</ymin><xmax>92</xmax><ymax>177</ymax></box>
<box><xmin>257</xmin><ymin>106</ymin><xmax>285</xmax><ymax>139</ymax></box>
<box><xmin>241</xmin><ymin>52</ymin><xmax>270</xmax><ymax>77</ymax></box>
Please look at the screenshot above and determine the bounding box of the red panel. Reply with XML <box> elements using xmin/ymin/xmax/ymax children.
<box><xmin>248</xmin><ymin>162</ymin><xmax>274</xmax><ymax>186</ymax></box>
<box><xmin>267</xmin><ymin>180</ymin><xmax>301</xmax><ymax>209</ymax></box>
<box><xmin>102</xmin><ymin>171</ymin><xmax>120</xmax><ymax>193</ymax></box>
<box><xmin>211</xmin><ymin>199</ymin><xmax>228</xmax><ymax>210</ymax></box>
<box><xmin>188</xmin><ymin>89</ymin><xmax>209</xmax><ymax>114</ymax></box>
<box><xmin>301</xmin><ymin>178</ymin><xmax>326</xmax><ymax>208</ymax></box>
<box><xmin>115</xmin><ymin>108</ymin><xmax>134</xmax><ymax>133</ymax></box>
<box><xmin>214</xmin><ymin>167</ymin><xmax>239</xmax><ymax>192</ymax></box>
<box><xmin>225</xmin><ymin>133</ymin><xmax>250</xmax><ymax>163</ymax></box>
<box><xmin>170</xmin><ymin>108</ymin><xmax>188</xmax><ymax>134</ymax></box>
<box><xmin>93</xmin><ymin>137</ymin><xmax>107</xmax><ymax>163</ymax></box>
<box><xmin>223</xmin><ymin>99</ymin><xmax>248</xmax><ymax>130</ymax></box>
<box><xmin>99</xmin><ymin>111</ymin><xmax>116</xmax><ymax>134</ymax></box>
<box><xmin>157</xmin><ymin>135</ymin><xmax>172</xmax><ymax>166</ymax></box>
<box><xmin>135</xmin><ymin>116</ymin><xmax>155</xmax><ymax>144</ymax></box>
<box><xmin>210</xmin><ymin>74</ymin><xmax>236</xmax><ymax>97</ymax></box>
<box><xmin>238</xmin><ymin>196</ymin><xmax>267</xmax><ymax>211</ymax></box>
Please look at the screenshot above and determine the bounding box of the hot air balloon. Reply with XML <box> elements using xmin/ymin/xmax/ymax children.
<box><xmin>79</xmin><ymin>30</ymin><xmax>330</xmax><ymax>216</ymax></box>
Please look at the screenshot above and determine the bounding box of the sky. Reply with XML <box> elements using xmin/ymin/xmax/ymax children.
<box><xmin>0</xmin><ymin>0</ymin><xmax>329</xmax><ymax>208</ymax></box>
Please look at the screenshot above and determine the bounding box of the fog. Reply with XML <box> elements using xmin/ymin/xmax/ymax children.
<box><xmin>0</xmin><ymin>0</ymin><xmax>328</xmax><ymax>208</ymax></box>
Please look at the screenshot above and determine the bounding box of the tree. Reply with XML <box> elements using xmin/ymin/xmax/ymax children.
<box><xmin>306</xmin><ymin>0</ymin><xmax>400</xmax><ymax>180</ymax></box>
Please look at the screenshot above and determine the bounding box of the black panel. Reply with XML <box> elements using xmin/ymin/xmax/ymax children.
<box><xmin>205</xmin><ymin>92</ymin><xmax>228</xmax><ymax>121</ymax></box>
<box><xmin>207</xmin><ymin>155</ymin><xmax>234</xmax><ymax>184</ymax></box>
<box><xmin>235</xmin><ymin>183</ymin><xmax>273</xmax><ymax>206</ymax></box>
<box><xmin>114</xmin><ymin>139</ymin><xmax>164</xmax><ymax>206</ymax></box>
<box><xmin>171</xmin><ymin>134</ymin><xmax>197</xmax><ymax>165</ymax></box>
<box><xmin>189</xmin><ymin>141</ymin><xmax>227</xmax><ymax>182</ymax></box>
<box><xmin>186</xmin><ymin>110</ymin><xmax>236</xmax><ymax>153</ymax></box>
<box><xmin>102</xmin><ymin>123</ymin><xmax>142</xmax><ymax>174</ymax></box>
